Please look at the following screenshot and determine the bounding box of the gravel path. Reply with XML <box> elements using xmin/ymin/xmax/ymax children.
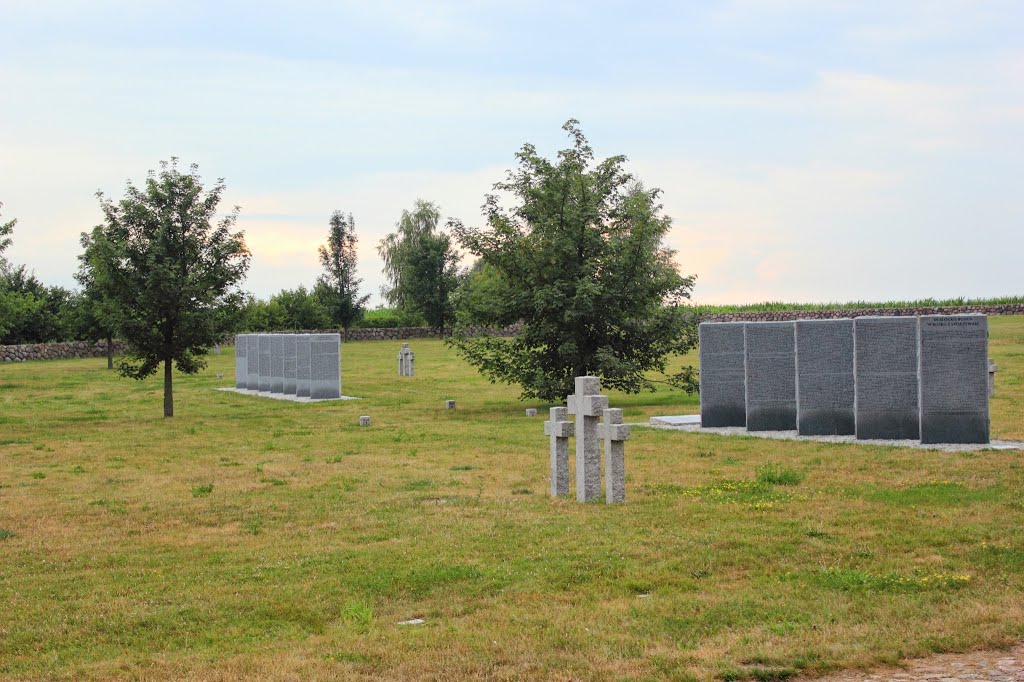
<box><xmin>798</xmin><ymin>644</ymin><xmax>1024</xmax><ymax>681</ymax></box>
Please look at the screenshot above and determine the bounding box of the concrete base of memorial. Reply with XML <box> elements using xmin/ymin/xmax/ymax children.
<box><xmin>216</xmin><ymin>388</ymin><xmax>359</xmax><ymax>402</ymax></box>
<box><xmin>645</xmin><ymin>416</ymin><xmax>1022</xmax><ymax>452</ymax></box>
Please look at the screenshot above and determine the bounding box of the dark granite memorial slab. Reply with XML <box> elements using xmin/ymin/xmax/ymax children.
<box><xmin>282</xmin><ymin>334</ymin><xmax>297</xmax><ymax>395</ymax></box>
<box><xmin>919</xmin><ymin>315</ymin><xmax>989</xmax><ymax>444</ymax></box>
<box><xmin>744</xmin><ymin>321</ymin><xmax>797</xmax><ymax>431</ymax></box>
<box><xmin>270</xmin><ymin>334</ymin><xmax>284</xmax><ymax>394</ymax></box>
<box><xmin>257</xmin><ymin>334</ymin><xmax>271</xmax><ymax>392</ymax></box>
<box><xmin>854</xmin><ymin>316</ymin><xmax>919</xmax><ymax>440</ymax></box>
<box><xmin>235</xmin><ymin>334</ymin><xmax>247</xmax><ymax>389</ymax></box>
<box><xmin>296</xmin><ymin>335</ymin><xmax>311</xmax><ymax>398</ymax></box>
<box><xmin>795</xmin><ymin>319</ymin><xmax>855</xmax><ymax>435</ymax></box>
<box><xmin>699</xmin><ymin>322</ymin><xmax>747</xmax><ymax>427</ymax></box>
<box><xmin>246</xmin><ymin>334</ymin><xmax>259</xmax><ymax>390</ymax></box>
<box><xmin>310</xmin><ymin>333</ymin><xmax>341</xmax><ymax>400</ymax></box>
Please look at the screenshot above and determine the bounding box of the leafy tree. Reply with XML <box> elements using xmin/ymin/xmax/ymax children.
<box><xmin>74</xmin><ymin>226</ymin><xmax>122</xmax><ymax>368</ymax></box>
<box><xmin>0</xmin><ymin>201</ymin><xmax>14</xmax><ymax>274</ymax></box>
<box><xmin>378</xmin><ymin>199</ymin><xmax>463</xmax><ymax>332</ymax></box>
<box><xmin>271</xmin><ymin>285</ymin><xmax>331</xmax><ymax>330</ymax></box>
<box><xmin>0</xmin><ymin>202</ymin><xmax>18</xmax><ymax>339</ymax></box>
<box><xmin>448</xmin><ymin>120</ymin><xmax>699</xmax><ymax>402</ymax></box>
<box><xmin>317</xmin><ymin>211</ymin><xmax>369</xmax><ymax>336</ymax></box>
<box><xmin>92</xmin><ymin>158</ymin><xmax>251</xmax><ymax>417</ymax></box>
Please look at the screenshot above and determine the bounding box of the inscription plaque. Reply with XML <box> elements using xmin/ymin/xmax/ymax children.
<box><xmin>919</xmin><ymin>315</ymin><xmax>989</xmax><ymax>444</ymax></box>
<box><xmin>270</xmin><ymin>334</ymin><xmax>284</xmax><ymax>394</ymax></box>
<box><xmin>795</xmin><ymin>319</ymin><xmax>855</xmax><ymax>435</ymax></box>
<box><xmin>744</xmin><ymin>322</ymin><xmax>797</xmax><ymax>431</ymax></box>
<box><xmin>699</xmin><ymin>322</ymin><xmax>747</xmax><ymax>427</ymax></box>
<box><xmin>309</xmin><ymin>333</ymin><xmax>341</xmax><ymax>399</ymax></box>
<box><xmin>854</xmin><ymin>316</ymin><xmax>919</xmax><ymax>440</ymax></box>
<box><xmin>235</xmin><ymin>335</ymin><xmax>247</xmax><ymax>389</ymax></box>
<box><xmin>282</xmin><ymin>334</ymin><xmax>297</xmax><ymax>395</ymax></box>
<box><xmin>258</xmin><ymin>335</ymin><xmax>271</xmax><ymax>392</ymax></box>
<box><xmin>295</xmin><ymin>335</ymin><xmax>311</xmax><ymax>398</ymax></box>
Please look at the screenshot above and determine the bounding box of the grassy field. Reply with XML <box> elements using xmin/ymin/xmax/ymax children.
<box><xmin>1</xmin><ymin>316</ymin><xmax>1023</xmax><ymax>681</ymax></box>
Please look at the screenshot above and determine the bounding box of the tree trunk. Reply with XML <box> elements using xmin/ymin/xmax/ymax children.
<box><xmin>163</xmin><ymin>358</ymin><xmax>174</xmax><ymax>418</ymax></box>
<box><xmin>106</xmin><ymin>336</ymin><xmax>113</xmax><ymax>370</ymax></box>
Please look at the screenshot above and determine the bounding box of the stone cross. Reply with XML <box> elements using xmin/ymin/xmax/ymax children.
<box><xmin>989</xmin><ymin>358</ymin><xmax>998</xmax><ymax>398</ymax></box>
<box><xmin>597</xmin><ymin>408</ymin><xmax>630</xmax><ymax>504</ymax></box>
<box><xmin>398</xmin><ymin>343</ymin><xmax>415</xmax><ymax>376</ymax></box>
<box><xmin>544</xmin><ymin>407</ymin><xmax>573</xmax><ymax>497</ymax></box>
<box><xmin>566</xmin><ymin>376</ymin><xmax>608</xmax><ymax>502</ymax></box>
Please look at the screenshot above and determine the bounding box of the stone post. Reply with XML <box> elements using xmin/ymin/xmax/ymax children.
<box><xmin>398</xmin><ymin>343</ymin><xmax>415</xmax><ymax>376</ymax></box>
<box><xmin>597</xmin><ymin>408</ymin><xmax>630</xmax><ymax>504</ymax></box>
<box><xmin>544</xmin><ymin>407</ymin><xmax>573</xmax><ymax>497</ymax></box>
<box><xmin>566</xmin><ymin>376</ymin><xmax>608</xmax><ymax>502</ymax></box>
<box><xmin>989</xmin><ymin>358</ymin><xmax>998</xmax><ymax>398</ymax></box>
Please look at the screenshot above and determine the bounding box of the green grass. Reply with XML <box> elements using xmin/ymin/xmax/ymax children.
<box><xmin>691</xmin><ymin>295</ymin><xmax>1024</xmax><ymax>314</ymax></box>
<box><xmin>0</xmin><ymin>317</ymin><xmax>1023</xmax><ymax>680</ymax></box>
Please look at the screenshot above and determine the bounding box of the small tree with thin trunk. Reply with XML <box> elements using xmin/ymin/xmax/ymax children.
<box><xmin>316</xmin><ymin>210</ymin><xmax>369</xmax><ymax>337</ymax></box>
<box><xmin>93</xmin><ymin>159</ymin><xmax>250</xmax><ymax>417</ymax></box>
<box><xmin>75</xmin><ymin>226</ymin><xmax>121</xmax><ymax>368</ymax></box>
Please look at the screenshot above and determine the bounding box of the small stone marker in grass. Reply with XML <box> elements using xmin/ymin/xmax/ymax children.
<box><xmin>525</xmin><ymin>408</ymin><xmax>537</xmax><ymax>417</ymax></box>
<box><xmin>444</xmin><ymin>400</ymin><xmax>456</xmax><ymax>410</ymax></box>
<box><xmin>359</xmin><ymin>416</ymin><xmax>371</xmax><ymax>426</ymax></box>
<box><xmin>544</xmin><ymin>406</ymin><xmax>573</xmax><ymax>497</ymax></box>
<box><xmin>398</xmin><ymin>343</ymin><xmax>415</xmax><ymax>376</ymax></box>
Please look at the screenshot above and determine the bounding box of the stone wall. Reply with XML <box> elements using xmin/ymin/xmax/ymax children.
<box><xmin>3</xmin><ymin>306</ymin><xmax>1021</xmax><ymax>363</ymax></box>
<box><xmin>699</xmin><ymin>304</ymin><xmax>1024</xmax><ymax>323</ymax></box>
<box><xmin>0</xmin><ymin>340</ymin><xmax>128</xmax><ymax>363</ymax></box>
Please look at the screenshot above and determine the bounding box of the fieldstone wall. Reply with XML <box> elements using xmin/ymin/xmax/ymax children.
<box><xmin>700</xmin><ymin>304</ymin><xmax>1024</xmax><ymax>323</ymax></box>
<box><xmin>0</xmin><ymin>340</ymin><xmax>128</xmax><ymax>363</ymax></box>
<box><xmin>3</xmin><ymin>306</ymin><xmax>1021</xmax><ymax>363</ymax></box>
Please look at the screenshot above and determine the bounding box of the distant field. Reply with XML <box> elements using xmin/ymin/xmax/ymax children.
<box><xmin>690</xmin><ymin>295</ymin><xmax>1024</xmax><ymax>314</ymax></box>
<box><xmin>0</xmin><ymin>317</ymin><xmax>1022</xmax><ymax>680</ymax></box>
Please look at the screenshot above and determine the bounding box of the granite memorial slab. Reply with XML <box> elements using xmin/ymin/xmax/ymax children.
<box><xmin>270</xmin><ymin>334</ymin><xmax>284</xmax><ymax>394</ymax></box>
<box><xmin>919</xmin><ymin>315</ymin><xmax>989</xmax><ymax>444</ymax></box>
<box><xmin>295</xmin><ymin>334</ymin><xmax>311</xmax><ymax>398</ymax></box>
<box><xmin>258</xmin><ymin>334</ymin><xmax>271</xmax><ymax>392</ymax></box>
<box><xmin>744</xmin><ymin>321</ymin><xmax>797</xmax><ymax>431</ymax></box>
<box><xmin>309</xmin><ymin>333</ymin><xmax>341</xmax><ymax>400</ymax></box>
<box><xmin>795</xmin><ymin>319</ymin><xmax>855</xmax><ymax>435</ymax></box>
<box><xmin>235</xmin><ymin>334</ymin><xmax>247</xmax><ymax>389</ymax></box>
<box><xmin>854</xmin><ymin>316</ymin><xmax>920</xmax><ymax>440</ymax></box>
<box><xmin>282</xmin><ymin>334</ymin><xmax>297</xmax><ymax>395</ymax></box>
<box><xmin>699</xmin><ymin>322</ymin><xmax>747</xmax><ymax>427</ymax></box>
<box><xmin>246</xmin><ymin>334</ymin><xmax>260</xmax><ymax>390</ymax></box>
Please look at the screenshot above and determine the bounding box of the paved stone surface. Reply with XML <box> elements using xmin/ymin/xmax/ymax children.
<box><xmin>642</xmin><ymin>421</ymin><xmax>1024</xmax><ymax>451</ymax></box>
<box><xmin>216</xmin><ymin>388</ymin><xmax>358</xmax><ymax>402</ymax></box>
<box><xmin>797</xmin><ymin>643</ymin><xmax>1024</xmax><ymax>682</ymax></box>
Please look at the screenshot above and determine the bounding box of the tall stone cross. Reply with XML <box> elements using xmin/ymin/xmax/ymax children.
<box><xmin>566</xmin><ymin>376</ymin><xmax>608</xmax><ymax>502</ymax></box>
<box><xmin>398</xmin><ymin>343</ymin><xmax>415</xmax><ymax>376</ymax></box>
<box><xmin>544</xmin><ymin>407</ymin><xmax>573</xmax><ymax>497</ymax></box>
<box><xmin>597</xmin><ymin>408</ymin><xmax>630</xmax><ymax>504</ymax></box>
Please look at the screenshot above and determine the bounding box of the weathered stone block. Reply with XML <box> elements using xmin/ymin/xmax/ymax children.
<box><xmin>296</xmin><ymin>335</ymin><xmax>311</xmax><ymax>398</ymax></box>
<box><xmin>270</xmin><ymin>334</ymin><xmax>284</xmax><ymax>394</ymax></box>
<box><xmin>309</xmin><ymin>333</ymin><xmax>341</xmax><ymax>400</ymax></box>
<box><xmin>282</xmin><ymin>334</ymin><xmax>297</xmax><ymax>395</ymax></box>
<box><xmin>258</xmin><ymin>335</ymin><xmax>271</xmax><ymax>392</ymax></box>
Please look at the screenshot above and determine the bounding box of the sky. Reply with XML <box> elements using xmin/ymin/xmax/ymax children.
<box><xmin>1</xmin><ymin>0</ymin><xmax>1021</xmax><ymax>305</ymax></box>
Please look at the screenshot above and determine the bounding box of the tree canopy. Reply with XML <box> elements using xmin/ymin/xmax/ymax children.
<box><xmin>378</xmin><ymin>200</ymin><xmax>463</xmax><ymax>331</ymax></box>
<box><xmin>317</xmin><ymin>211</ymin><xmax>369</xmax><ymax>334</ymax></box>
<box><xmin>90</xmin><ymin>158</ymin><xmax>250</xmax><ymax>416</ymax></box>
<box><xmin>448</xmin><ymin>120</ymin><xmax>698</xmax><ymax>402</ymax></box>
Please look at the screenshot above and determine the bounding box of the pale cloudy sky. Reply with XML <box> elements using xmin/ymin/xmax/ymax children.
<box><xmin>1</xmin><ymin>1</ymin><xmax>1021</xmax><ymax>305</ymax></box>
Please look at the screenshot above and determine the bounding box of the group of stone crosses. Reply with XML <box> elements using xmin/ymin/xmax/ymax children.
<box><xmin>233</xmin><ymin>333</ymin><xmax>342</xmax><ymax>400</ymax></box>
<box><xmin>699</xmin><ymin>314</ymin><xmax>991</xmax><ymax>444</ymax></box>
<box><xmin>545</xmin><ymin>376</ymin><xmax>630</xmax><ymax>504</ymax></box>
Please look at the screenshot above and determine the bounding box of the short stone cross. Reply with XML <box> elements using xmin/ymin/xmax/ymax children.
<box><xmin>398</xmin><ymin>343</ymin><xmax>415</xmax><ymax>376</ymax></box>
<box><xmin>597</xmin><ymin>408</ymin><xmax>630</xmax><ymax>504</ymax></box>
<box><xmin>566</xmin><ymin>376</ymin><xmax>609</xmax><ymax>502</ymax></box>
<box><xmin>544</xmin><ymin>407</ymin><xmax>573</xmax><ymax>497</ymax></box>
